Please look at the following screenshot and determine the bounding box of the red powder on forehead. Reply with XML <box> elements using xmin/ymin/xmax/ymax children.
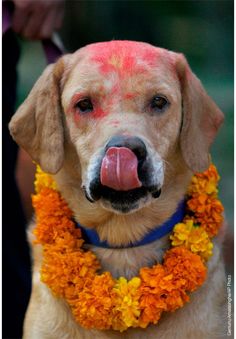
<box><xmin>111</xmin><ymin>83</ymin><xmax>120</xmax><ymax>95</ymax></box>
<box><xmin>143</xmin><ymin>49</ymin><xmax>160</xmax><ymax>66</ymax></box>
<box><xmin>122</xmin><ymin>55</ymin><xmax>136</xmax><ymax>72</ymax></box>
<box><xmin>87</xmin><ymin>40</ymin><xmax>157</xmax><ymax>56</ymax></box>
<box><xmin>94</xmin><ymin>53</ymin><xmax>138</xmax><ymax>76</ymax></box>
<box><xmin>87</xmin><ymin>40</ymin><xmax>161</xmax><ymax>77</ymax></box>
<box><xmin>124</xmin><ymin>92</ymin><xmax>137</xmax><ymax>100</ymax></box>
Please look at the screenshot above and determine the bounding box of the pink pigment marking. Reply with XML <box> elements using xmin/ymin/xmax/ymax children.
<box><xmin>124</xmin><ymin>92</ymin><xmax>138</xmax><ymax>100</ymax></box>
<box><xmin>94</xmin><ymin>54</ymin><xmax>147</xmax><ymax>78</ymax></box>
<box><xmin>71</xmin><ymin>106</ymin><xmax>107</xmax><ymax>121</ymax></box>
<box><xmin>73</xmin><ymin>111</ymin><xmax>80</xmax><ymax>124</ymax></box>
<box><xmin>93</xmin><ymin>107</ymin><xmax>107</xmax><ymax>119</ymax></box>
<box><xmin>87</xmin><ymin>41</ymin><xmax>159</xmax><ymax>78</ymax></box>
<box><xmin>67</xmin><ymin>92</ymin><xmax>108</xmax><ymax>120</ymax></box>
<box><xmin>121</xmin><ymin>55</ymin><xmax>136</xmax><ymax>73</ymax></box>
<box><xmin>85</xmin><ymin>41</ymin><xmax>181</xmax><ymax>83</ymax></box>
<box><xmin>111</xmin><ymin>83</ymin><xmax>120</xmax><ymax>96</ymax></box>
<box><xmin>143</xmin><ymin>49</ymin><xmax>159</xmax><ymax>66</ymax></box>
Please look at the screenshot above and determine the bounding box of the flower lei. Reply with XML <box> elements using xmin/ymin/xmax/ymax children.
<box><xmin>33</xmin><ymin>164</ymin><xmax>223</xmax><ymax>332</ymax></box>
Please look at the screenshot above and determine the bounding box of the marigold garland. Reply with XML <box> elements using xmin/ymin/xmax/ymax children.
<box><xmin>32</xmin><ymin>163</ymin><xmax>223</xmax><ymax>332</ymax></box>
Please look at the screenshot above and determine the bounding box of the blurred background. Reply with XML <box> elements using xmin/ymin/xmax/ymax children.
<box><xmin>17</xmin><ymin>0</ymin><xmax>233</xmax><ymax>234</ymax></box>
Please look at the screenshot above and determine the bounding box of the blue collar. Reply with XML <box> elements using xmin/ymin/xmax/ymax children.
<box><xmin>76</xmin><ymin>199</ymin><xmax>186</xmax><ymax>249</ymax></box>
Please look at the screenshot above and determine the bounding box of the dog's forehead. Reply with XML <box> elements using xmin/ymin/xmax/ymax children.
<box><xmin>77</xmin><ymin>41</ymin><xmax>174</xmax><ymax>73</ymax></box>
<box><xmin>85</xmin><ymin>41</ymin><xmax>159</xmax><ymax>65</ymax></box>
<box><xmin>61</xmin><ymin>42</ymin><xmax>180</xmax><ymax>111</ymax></box>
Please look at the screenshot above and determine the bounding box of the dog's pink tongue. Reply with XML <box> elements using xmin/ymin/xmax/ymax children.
<box><xmin>100</xmin><ymin>147</ymin><xmax>142</xmax><ymax>191</ymax></box>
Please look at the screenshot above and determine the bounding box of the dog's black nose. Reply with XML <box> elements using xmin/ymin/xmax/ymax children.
<box><xmin>105</xmin><ymin>135</ymin><xmax>147</xmax><ymax>162</ymax></box>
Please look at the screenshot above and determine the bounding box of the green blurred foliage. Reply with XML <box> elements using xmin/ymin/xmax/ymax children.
<box><xmin>17</xmin><ymin>0</ymin><xmax>233</xmax><ymax>225</ymax></box>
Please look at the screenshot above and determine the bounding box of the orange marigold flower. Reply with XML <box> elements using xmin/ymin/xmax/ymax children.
<box><xmin>138</xmin><ymin>247</ymin><xmax>206</xmax><ymax>328</ymax></box>
<box><xmin>33</xmin><ymin>188</ymin><xmax>80</xmax><ymax>245</ymax></box>
<box><xmin>71</xmin><ymin>272</ymin><xmax>115</xmax><ymax>330</ymax></box>
<box><xmin>164</xmin><ymin>246</ymin><xmax>207</xmax><ymax>292</ymax></box>
<box><xmin>187</xmin><ymin>195</ymin><xmax>224</xmax><ymax>237</ymax></box>
<box><xmin>41</xmin><ymin>245</ymin><xmax>100</xmax><ymax>298</ymax></box>
<box><xmin>196</xmin><ymin>216</ymin><xmax>224</xmax><ymax>238</ymax></box>
<box><xmin>138</xmin><ymin>264</ymin><xmax>166</xmax><ymax>328</ymax></box>
<box><xmin>188</xmin><ymin>164</ymin><xmax>219</xmax><ymax>196</ymax></box>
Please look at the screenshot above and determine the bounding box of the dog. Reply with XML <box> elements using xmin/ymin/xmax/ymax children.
<box><xmin>9</xmin><ymin>41</ymin><xmax>226</xmax><ymax>339</ymax></box>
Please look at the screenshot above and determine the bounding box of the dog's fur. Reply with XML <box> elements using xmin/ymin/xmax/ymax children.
<box><xmin>9</xmin><ymin>41</ymin><xmax>226</xmax><ymax>339</ymax></box>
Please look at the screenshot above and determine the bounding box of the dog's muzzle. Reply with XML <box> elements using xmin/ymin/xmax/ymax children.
<box><xmin>84</xmin><ymin>135</ymin><xmax>163</xmax><ymax>213</ymax></box>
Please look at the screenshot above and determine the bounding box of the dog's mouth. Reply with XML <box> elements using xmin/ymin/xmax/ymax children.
<box><xmin>84</xmin><ymin>137</ymin><xmax>163</xmax><ymax>213</ymax></box>
<box><xmin>86</xmin><ymin>179</ymin><xmax>161</xmax><ymax>214</ymax></box>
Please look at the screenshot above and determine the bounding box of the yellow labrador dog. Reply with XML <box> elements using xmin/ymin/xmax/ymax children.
<box><xmin>9</xmin><ymin>41</ymin><xmax>226</xmax><ymax>339</ymax></box>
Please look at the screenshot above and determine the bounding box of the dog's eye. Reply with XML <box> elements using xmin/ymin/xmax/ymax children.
<box><xmin>150</xmin><ymin>96</ymin><xmax>169</xmax><ymax>112</ymax></box>
<box><xmin>75</xmin><ymin>98</ymin><xmax>93</xmax><ymax>113</ymax></box>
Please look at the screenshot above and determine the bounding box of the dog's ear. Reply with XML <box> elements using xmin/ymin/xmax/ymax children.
<box><xmin>175</xmin><ymin>53</ymin><xmax>224</xmax><ymax>172</ymax></box>
<box><xmin>9</xmin><ymin>58</ymin><xmax>66</xmax><ymax>174</ymax></box>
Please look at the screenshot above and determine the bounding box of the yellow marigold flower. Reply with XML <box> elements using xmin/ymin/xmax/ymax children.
<box><xmin>34</xmin><ymin>165</ymin><xmax>57</xmax><ymax>193</ymax></box>
<box><xmin>170</xmin><ymin>221</ymin><xmax>192</xmax><ymax>246</ymax></box>
<box><xmin>170</xmin><ymin>220</ymin><xmax>213</xmax><ymax>261</ymax></box>
<box><xmin>112</xmin><ymin>277</ymin><xmax>141</xmax><ymax>331</ymax></box>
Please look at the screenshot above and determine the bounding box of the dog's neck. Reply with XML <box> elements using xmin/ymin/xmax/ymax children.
<box><xmin>87</xmin><ymin>235</ymin><xmax>171</xmax><ymax>279</ymax></box>
<box><xmin>77</xmin><ymin>199</ymin><xmax>186</xmax><ymax>248</ymax></box>
<box><xmin>79</xmin><ymin>199</ymin><xmax>185</xmax><ymax>279</ymax></box>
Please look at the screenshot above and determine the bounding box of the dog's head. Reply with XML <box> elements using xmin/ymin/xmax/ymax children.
<box><xmin>9</xmin><ymin>41</ymin><xmax>223</xmax><ymax>215</ymax></box>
